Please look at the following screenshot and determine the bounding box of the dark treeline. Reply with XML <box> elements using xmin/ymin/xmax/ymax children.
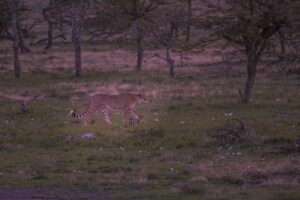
<box><xmin>1</xmin><ymin>0</ymin><xmax>300</xmax><ymax>103</ymax></box>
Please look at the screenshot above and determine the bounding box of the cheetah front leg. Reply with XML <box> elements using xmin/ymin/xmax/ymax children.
<box><xmin>130</xmin><ymin>111</ymin><xmax>140</xmax><ymax>125</ymax></box>
<box><xmin>100</xmin><ymin>105</ymin><xmax>112</xmax><ymax>125</ymax></box>
<box><xmin>125</xmin><ymin>108</ymin><xmax>141</xmax><ymax>126</ymax></box>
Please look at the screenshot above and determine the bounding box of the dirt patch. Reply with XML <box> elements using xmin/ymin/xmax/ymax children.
<box><xmin>1</xmin><ymin>47</ymin><xmax>223</xmax><ymax>73</ymax></box>
<box><xmin>0</xmin><ymin>92</ymin><xmax>45</xmax><ymax>102</ymax></box>
<box><xmin>0</xmin><ymin>186</ymin><xmax>107</xmax><ymax>200</ymax></box>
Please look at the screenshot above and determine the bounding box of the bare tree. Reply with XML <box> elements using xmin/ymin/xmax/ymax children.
<box><xmin>129</xmin><ymin>0</ymin><xmax>160</xmax><ymax>71</ymax></box>
<box><xmin>40</xmin><ymin>0</ymin><xmax>87</xmax><ymax>77</ymax></box>
<box><xmin>151</xmin><ymin>3</ymin><xmax>187</xmax><ymax>78</ymax></box>
<box><xmin>41</xmin><ymin>0</ymin><xmax>68</xmax><ymax>50</ymax></box>
<box><xmin>91</xmin><ymin>0</ymin><xmax>160</xmax><ymax>71</ymax></box>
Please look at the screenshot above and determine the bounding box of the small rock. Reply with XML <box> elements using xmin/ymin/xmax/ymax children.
<box><xmin>81</xmin><ymin>133</ymin><xmax>95</xmax><ymax>139</ymax></box>
<box><xmin>224</xmin><ymin>112</ymin><xmax>233</xmax><ymax>116</ymax></box>
<box><xmin>18</xmin><ymin>170</ymin><xmax>24</xmax><ymax>175</ymax></box>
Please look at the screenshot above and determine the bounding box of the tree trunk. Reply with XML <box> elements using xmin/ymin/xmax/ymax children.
<box><xmin>43</xmin><ymin>6</ymin><xmax>53</xmax><ymax>50</ymax></box>
<box><xmin>241</xmin><ymin>52</ymin><xmax>258</xmax><ymax>103</ymax></box>
<box><xmin>186</xmin><ymin>0</ymin><xmax>192</xmax><ymax>42</ymax></box>
<box><xmin>17</xmin><ymin>25</ymin><xmax>30</xmax><ymax>53</ymax></box>
<box><xmin>166</xmin><ymin>44</ymin><xmax>175</xmax><ymax>78</ymax></box>
<box><xmin>136</xmin><ymin>28</ymin><xmax>144</xmax><ymax>71</ymax></box>
<box><xmin>279</xmin><ymin>33</ymin><xmax>285</xmax><ymax>55</ymax></box>
<box><xmin>180</xmin><ymin>51</ymin><xmax>184</xmax><ymax>67</ymax></box>
<box><xmin>74</xmin><ymin>42</ymin><xmax>81</xmax><ymax>77</ymax></box>
<box><xmin>7</xmin><ymin>0</ymin><xmax>21</xmax><ymax>79</ymax></box>
<box><xmin>71</xmin><ymin>0</ymin><xmax>85</xmax><ymax>78</ymax></box>
<box><xmin>45</xmin><ymin>23</ymin><xmax>53</xmax><ymax>49</ymax></box>
<box><xmin>168</xmin><ymin>57</ymin><xmax>175</xmax><ymax>78</ymax></box>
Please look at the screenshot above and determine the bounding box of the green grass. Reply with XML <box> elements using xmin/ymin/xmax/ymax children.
<box><xmin>0</xmin><ymin>68</ymin><xmax>299</xmax><ymax>199</ymax></box>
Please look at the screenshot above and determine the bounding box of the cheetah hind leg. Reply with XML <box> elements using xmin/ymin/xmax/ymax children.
<box><xmin>124</xmin><ymin>108</ymin><xmax>133</xmax><ymax>127</ymax></box>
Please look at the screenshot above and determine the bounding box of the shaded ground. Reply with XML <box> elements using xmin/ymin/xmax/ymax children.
<box><xmin>0</xmin><ymin>186</ymin><xmax>107</xmax><ymax>200</ymax></box>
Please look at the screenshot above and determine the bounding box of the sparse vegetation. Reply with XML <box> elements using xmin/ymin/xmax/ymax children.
<box><xmin>1</xmin><ymin>0</ymin><xmax>300</xmax><ymax>199</ymax></box>
<box><xmin>0</xmin><ymin>46</ymin><xmax>300</xmax><ymax>198</ymax></box>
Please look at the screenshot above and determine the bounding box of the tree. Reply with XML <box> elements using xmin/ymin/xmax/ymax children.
<box><xmin>0</xmin><ymin>0</ymin><xmax>10</xmax><ymax>35</ymax></box>
<box><xmin>6</xmin><ymin>0</ymin><xmax>21</xmax><ymax>78</ymax></box>
<box><xmin>198</xmin><ymin>0</ymin><xmax>297</xmax><ymax>103</ymax></box>
<box><xmin>1</xmin><ymin>0</ymin><xmax>31</xmax><ymax>54</ymax></box>
<box><xmin>93</xmin><ymin>0</ymin><xmax>161</xmax><ymax>71</ymax></box>
<box><xmin>41</xmin><ymin>0</ymin><xmax>68</xmax><ymax>50</ymax></box>
<box><xmin>122</xmin><ymin>0</ymin><xmax>161</xmax><ymax>71</ymax></box>
<box><xmin>70</xmin><ymin>0</ymin><xmax>88</xmax><ymax>78</ymax></box>
<box><xmin>267</xmin><ymin>2</ymin><xmax>300</xmax><ymax>74</ymax></box>
<box><xmin>41</xmin><ymin>0</ymin><xmax>87</xmax><ymax>77</ymax></box>
<box><xmin>176</xmin><ymin>0</ymin><xmax>193</xmax><ymax>42</ymax></box>
<box><xmin>42</xmin><ymin>0</ymin><xmax>56</xmax><ymax>50</ymax></box>
<box><xmin>185</xmin><ymin>0</ymin><xmax>192</xmax><ymax>42</ymax></box>
<box><xmin>151</xmin><ymin>2</ymin><xmax>187</xmax><ymax>78</ymax></box>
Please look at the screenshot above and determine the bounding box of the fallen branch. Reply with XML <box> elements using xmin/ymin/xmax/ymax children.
<box><xmin>33</xmin><ymin>33</ymin><xmax>66</xmax><ymax>45</ymax></box>
<box><xmin>147</xmin><ymin>53</ymin><xmax>167</xmax><ymax>61</ymax></box>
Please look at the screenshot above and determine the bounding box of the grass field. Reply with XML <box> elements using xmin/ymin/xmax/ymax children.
<box><xmin>0</xmin><ymin>45</ymin><xmax>299</xmax><ymax>199</ymax></box>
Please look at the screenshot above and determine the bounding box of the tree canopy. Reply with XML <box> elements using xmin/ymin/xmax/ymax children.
<box><xmin>0</xmin><ymin>1</ymin><xmax>10</xmax><ymax>35</ymax></box>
